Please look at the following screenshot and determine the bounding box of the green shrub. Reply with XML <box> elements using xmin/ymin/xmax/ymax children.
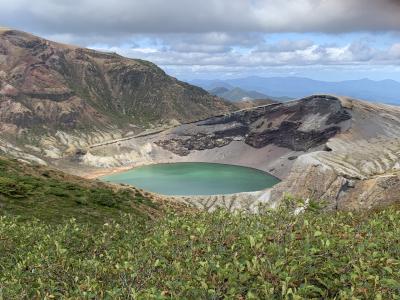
<box><xmin>0</xmin><ymin>157</ymin><xmax>155</xmax><ymax>223</ymax></box>
<box><xmin>48</xmin><ymin>186</ymin><xmax>71</xmax><ymax>197</ymax></box>
<box><xmin>0</xmin><ymin>176</ymin><xmax>33</xmax><ymax>198</ymax></box>
<box><xmin>74</xmin><ymin>196</ymin><xmax>88</xmax><ymax>205</ymax></box>
<box><xmin>89</xmin><ymin>188</ymin><xmax>119</xmax><ymax>207</ymax></box>
<box><xmin>1</xmin><ymin>205</ymin><xmax>400</xmax><ymax>299</ymax></box>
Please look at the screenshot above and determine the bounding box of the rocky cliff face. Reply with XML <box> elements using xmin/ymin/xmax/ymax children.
<box><xmin>0</xmin><ymin>28</ymin><xmax>232</xmax><ymax>135</ymax></box>
<box><xmin>270</xmin><ymin>97</ymin><xmax>400</xmax><ymax>211</ymax></box>
<box><xmin>155</xmin><ymin>95</ymin><xmax>351</xmax><ymax>155</ymax></box>
<box><xmin>76</xmin><ymin>95</ymin><xmax>400</xmax><ymax>211</ymax></box>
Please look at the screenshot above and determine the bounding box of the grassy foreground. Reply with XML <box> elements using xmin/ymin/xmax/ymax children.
<box><xmin>1</xmin><ymin>200</ymin><xmax>400</xmax><ymax>299</ymax></box>
<box><xmin>0</xmin><ymin>157</ymin><xmax>157</xmax><ymax>224</ymax></box>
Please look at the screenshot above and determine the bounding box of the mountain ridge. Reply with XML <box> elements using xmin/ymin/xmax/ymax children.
<box><xmin>192</xmin><ymin>76</ymin><xmax>400</xmax><ymax>104</ymax></box>
<box><xmin>0</xmin><ymin>29</ymin><xmax>233</xmax><ymax>136</ymax></box>
<box><xmin>209</xmin><ymin>86</ymin><xmax>269</xmax><ymax>101</ymax></box>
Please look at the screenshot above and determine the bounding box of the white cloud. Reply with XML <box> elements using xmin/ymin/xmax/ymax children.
<box><xmin>389</xmin><ymin>44</ymin><xmax>400</xmax><ymax>59</ymax></box>
<box><xmin>2</xmin><ymin>0</ymin><xmax>400</xmax><ymax>80</ymax></box>
<box><xmin>92</xmin><ymin>38</ymin><xmax>400</xmax><ymax>70</ymax></box>
<box><xmin>131</xmin><ymin>48</ymin><xmax>158</xmax><ymax>54</ymax></box>
<box><xmin>255</xmin><ymin>40</ymin><xmax>314</xmax><ymax>53</ymax></box>
<box><xmin>1</xmin><ymin>0</ymin><xmax>400</xmax><ymax>37</ymax></box>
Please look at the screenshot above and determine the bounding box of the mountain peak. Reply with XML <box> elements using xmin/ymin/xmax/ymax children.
<box><xmin>0</xmin><ymin>29</ymin><xmax>232</xmax><ymax>136</ymax></box>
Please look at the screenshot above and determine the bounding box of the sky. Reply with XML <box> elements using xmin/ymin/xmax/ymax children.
<box><xmin>1</xmin><ymin>0</ymin><xmax>400</xmax><ymax>81</ymax></box>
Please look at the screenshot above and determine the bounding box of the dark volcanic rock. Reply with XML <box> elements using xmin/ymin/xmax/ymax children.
<box><xmin>75</xmin><ymin>148</ymin><xmax>87</xmax><ymax>156</ymax></box>
<box><xmin>245</xmin><ymin>122</ymin><xmax>341</xmax><ymax>150</ymax></box>
<box><xmin>156</xmin><ymin>133</ymin><xmax>233</xmax><ymax>156</ymax></box>
<box><xmin>326</xmin><ymin>110</ymin><xmax>352</xmax><ymax>125</ymax></box>
<box><xmin>156</xmin><ymin>95</ymin><xmax>352</xmax><ymax>155</ymax></box>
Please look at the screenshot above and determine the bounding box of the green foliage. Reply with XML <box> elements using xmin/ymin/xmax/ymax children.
<box><xmin>0</xmin><ymin>156</ymin><xmax>398</xmax><ymax>298</ymax></box>
<box><xmin>1</xmin><ymin>204</ymin><xmax>400</xmax><ymax>299</ymax></box>
<box><xmin>0</xmin><ymin>176</ymin><xmax>35</xmax><ymax>198</ymax></box>
<box><xmin>0</xmin><ymin>157</ymin><xmax>155</xmax><ymax>224</ymax></box>
<box><xmin>90</xmin><ymin>188</ymin><xmax>119</xmax><ymax>207</ymax></box>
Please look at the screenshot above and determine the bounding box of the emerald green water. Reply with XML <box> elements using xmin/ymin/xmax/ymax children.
<box><xmin>102</xmin><ymin>162</ymin><xmax>280</xmax><ymax>196</ymax></box>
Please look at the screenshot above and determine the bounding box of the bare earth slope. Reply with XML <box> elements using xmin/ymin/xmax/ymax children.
<box><xmin>272</xmin><ymin>97</ymin><xmax>400</xmax><ymax>210</ymax></box>
<box><xmin>77</xmin><ymin>95</ymin><xmax>400</xmax><ymax>211</ymax></box>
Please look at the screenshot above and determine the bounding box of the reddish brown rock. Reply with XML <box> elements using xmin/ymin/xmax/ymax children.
<box><xmin>0</xmin><ymin>29</ymin><xmax>232</xmax><ymax>133</ymax></box>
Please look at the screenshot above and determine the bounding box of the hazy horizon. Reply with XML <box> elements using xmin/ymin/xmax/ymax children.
<box><xmin>184</xmin><ymin>75</ymin><xmax>400</xmax><ymax>83</ymax></box>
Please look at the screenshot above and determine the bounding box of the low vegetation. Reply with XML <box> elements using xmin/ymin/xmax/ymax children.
<box><xmin>0</xmin><ymin>157</ymin><xmax>157</xmax><ymax>224</ymax></box>
<box><xmin>1</xmin><ymin>189</ymin><xmax>400</xmax><ymax>298</ymax></box>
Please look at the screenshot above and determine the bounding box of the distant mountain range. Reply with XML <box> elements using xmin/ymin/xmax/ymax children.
<box><xmin>191</xmin><ymin>76</ymin><xmax>400</xmax><ymax>105</ymax></box>
<box><xmin>207</xmin><ymin>85</ymin><xmax>292</xmax><ymax>102</ymax></box>
<box><xmin>209</xmin><ymin>86</ymin><xmax>268</xmax><ymax>101</ymax></box>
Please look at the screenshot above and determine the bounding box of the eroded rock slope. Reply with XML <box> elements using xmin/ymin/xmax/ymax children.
<box><xmin>271</xmin><ymin>97</ymin><xmax>400</xmax><ymax>211</ymax></box>
<box><xmin>77</xmin><ymin>95</ymin><xmax>400</xmax><ymax>211</ymax></box>
<box><xmin>0</xmin><ymin>29</ymin><xmax>232</xmax><ymax>152</ymax></box>
<box><xmin>0</xmin><ymin>28</ymin><xmax>233</xmax><ymax>162</ymax></box>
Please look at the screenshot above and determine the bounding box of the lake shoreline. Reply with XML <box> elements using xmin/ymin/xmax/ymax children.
<box><xmin>83</xmin><ymin>161</ymin><xmax>282</xmax><ymax>181</ymax></box>
<box><xmin>100</xmin><ymin>162</ymin><xmax>281</xmax><ymax>196</ymax></box>
<box><xmin>83</xmin><ymin>165</ymin><xmax>135</xmax><ymax>179</ymax></box>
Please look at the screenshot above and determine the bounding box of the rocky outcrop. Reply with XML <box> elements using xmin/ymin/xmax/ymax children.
<box><xmin>155</xmin><ymin>133</ymin><xmax>234</xmax><ymax>156</ymax></box>
<box><xmin>156</xmin><ymin>95</ymin><xmax>351</xmax><ymax>155</ymax></box>
<box><xmin>75</xmin><ymin>95</ymin><xmax>400</xmax><ymax>211</ymax></box>
<box><xmin>268</xmin><ymin>97</ymin><xmax>400</xmax><ymax>210</ymax></box>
